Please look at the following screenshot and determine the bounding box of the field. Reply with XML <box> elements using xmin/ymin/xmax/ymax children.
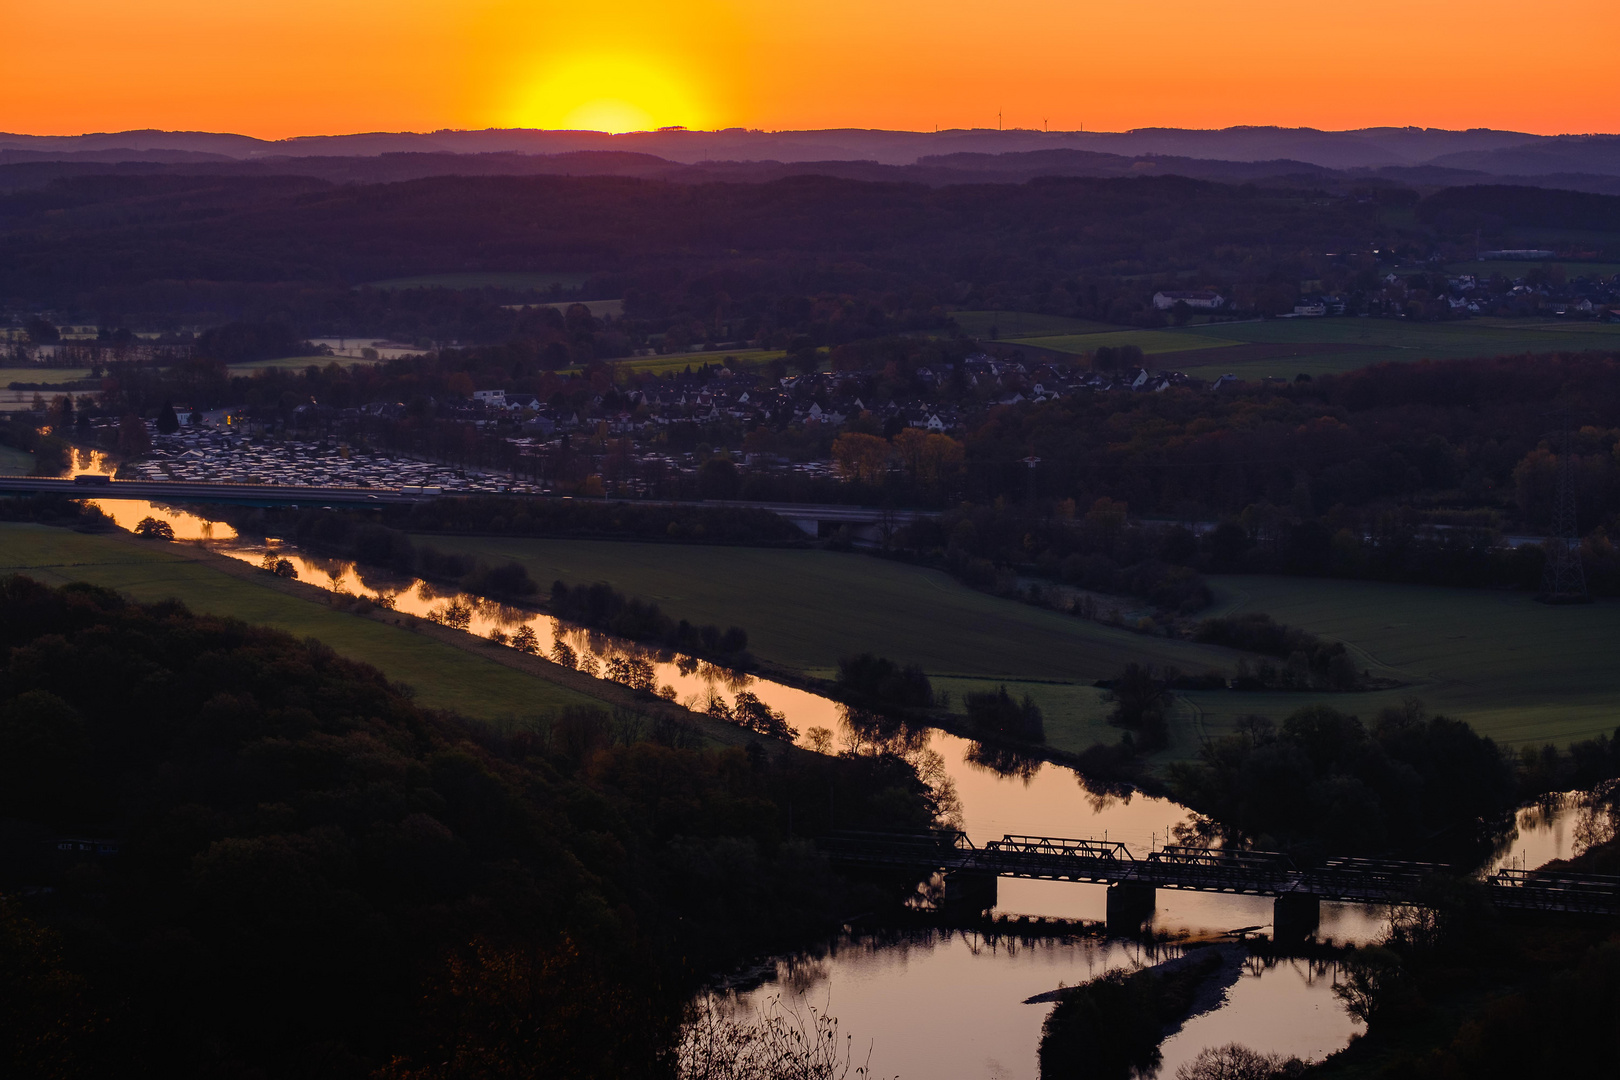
<box><xmin>566</xmin><ymin>349</ymin><xmax>787</xmax><ymax>377</ymax></box>
<box><xmin>0</xmin><ymin>366</ymin><xmax>95</xmax><ymax>387</ymax></box>
<box><xmin>1191</xmin><ymin>576</ymin><xmax>1620</xmax><ymax>751</ymax></box>
<box><xmin>407</xmin><ymin>536</ymin><xmax>1257</xmax><ymax>758</ymax></box>
<box><xmin>999</xmin><ymin>315</ymin><xmax>1620</xmax><ymax>382</ymax></box>
<box><xmin>411</xmin><ymin>537</ymin><xmax>1620</xmax><ymax>762</ymax></box>
<box><xmin>365</xmin><ymin>271</ymin><xmax>593</xmax><ymax>291</ymax></box>
<box><xmin>1014</xmin><ymin>329</ymin><xmax>1237</xmax><ymax>358</ymax></box>
<box><xmin>0</xmin><ymin>444</ymin><xmax>34</xmax><ymax>473</ymax></box>
<box><xmin>0</xmin><ymin>524</ymin><xmax>601</xmax><ymax>721</ymax></box>
<box><xmin>954</xmin><ymin>311</ymin><xmax>1126</xmax><ymax>338</ymax></box>
<box><xmin>227</xmin><ymin>355</ymin><xmax>358</xmax><ymax>373</ymax></box>
<box><xmin>1445</xmin><ymin>260</ymin><xmax>1620</xmax><ymax>279</ymax></box>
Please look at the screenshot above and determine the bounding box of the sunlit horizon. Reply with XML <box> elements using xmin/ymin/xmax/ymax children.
<box><xmin>4</xmin><ymin>2</ymin><xmax>1618</xmax><ymax>139</ymax></box>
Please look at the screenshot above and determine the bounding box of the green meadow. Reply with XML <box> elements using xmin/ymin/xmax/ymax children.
<box><xmin>1445</xmin><ymin>260</ymin><xmax>1620</xmax><ymax>279</ymax></box>
<box><xmin>995</xmin><ymin>314</ymin><xmax>1620</xmax><ymax>382</ymax></box>
<box><xmin>226</xmin><ymin>355</ymin><xmax>360</xmax><ymax>373</ymax></box>
<box><xmin>0</xmin><ymin>367</ymin><xmax>95</xmax><ymax>387</ymax></box>
<box><xmin>412</xmin><ymin>537</ymin><xmax>1620</xmax><ymax>762</ymax></box>
<box><xmin>954</xmin><ymin>310</ymin><xmax>1126</xmax><ymax>338</ymax></box>
<box><xmin>407</xmin><ymin>535</ymin><xmax>1243</xmax><ymax>681</ymax></box>
<box><xmin>0</xmin><ymin>524</ymin><xmax>599</xmax><ymax>721</ymax></box>
<box><xmin>1190</xmin><ymin>575</ymin><xmax>1620</xmax><ymax>752</ymax></box>
<box><xmin>566</xmin><ymin>349</ymin><xmax>787</xmax><ymax>377</ymax></box>
<box><xmin>0</xmin><ymin>445</ymin><xmax>35</xmax><ymax>473</ymax></box>
<box><xmin>406</xmin><ymin>536</ymin><xmax>1258</xmax><ymax>759</ymax></box>
<box><xmin>1014</xmin><ymin>329</ymin><xmax>1237</xmax><ymax>358</ymax></box>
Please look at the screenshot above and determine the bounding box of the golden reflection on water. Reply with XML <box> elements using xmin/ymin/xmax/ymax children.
<box><xmin>85</xmin><ymin>499</ymin><xmax>239</xmax><ymax>542</ymax></box>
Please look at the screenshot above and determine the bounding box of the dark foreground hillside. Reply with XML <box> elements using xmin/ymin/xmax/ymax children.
<box><xmin>0</xmin><ymin>576</ymin><xmax>942</xmax><ymax>1079</ymax></box>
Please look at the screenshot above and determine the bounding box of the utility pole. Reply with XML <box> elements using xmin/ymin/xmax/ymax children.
<box><xmin>1540</xmin><ymin>409</ymin><xmax>1590</xmax><ymax>604</ymax></box>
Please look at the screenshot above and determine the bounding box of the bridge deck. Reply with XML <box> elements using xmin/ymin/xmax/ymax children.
<box><xmin>819</xmin><ymin>832</ymin><xmax>1620</xmax><ymax>915</ymax></box>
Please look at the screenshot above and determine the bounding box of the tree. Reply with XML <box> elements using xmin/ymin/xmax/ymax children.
<box><xmin>1333</xmin><ymin>946</ymin><xmax>1405</xmax><ymax>1026</ymax></box>
<box><xmin>510</xmin><ymin>625</ymin><xmax>538</xmax><ymax>654</ymax></box>
<box><xmin>1105</xmin><ymin>663</ymin><xmax>1169</xmax><ymax>748</ymax></box>
<box><xmin>830</xmin><ymin>433</ymin><xmax>891</xmax><ymax>485</ymax></box>
<box><xmin>133</xmin><ymin>517</ymin><xmax>175</xmax><ymax>540</ymax></box>
<box><xmin>732</xmin><ymin>692</ymin><xmax>797</xmax><ymax>741</ymax></box>
<box><xmin>964</xmin><ymin>685</ymin><xmax>1045</xmax><ymax>743</ymax></box>
<box><xmin>116</xmin><ymin>414</ymin><xmax>151</xmax><ymax>458</ymax></box>
<box><xmin>23</xmin><ymin>316</ymin><xmax>59</xmax><ymax>344</ymax></box>
<box><xmin>46</xmin><ymin>395</ymin><xmax>72</xmax><ymax>432</ymax></box>
<box><xmin>1175</xmin><ymin>1043</ymin><xmax>1306</xmax><ymax>1079</ymax></box>
<box><xmin>155</xmin><ymin>400</ymin><xmax>180</xmax><ymax>435</ymax></box>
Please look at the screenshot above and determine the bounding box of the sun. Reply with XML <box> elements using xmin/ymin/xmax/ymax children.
<box><xmin>508</xmin><ymin>53</ymin><xmax>708</xmax><ymax>133</ymax></box>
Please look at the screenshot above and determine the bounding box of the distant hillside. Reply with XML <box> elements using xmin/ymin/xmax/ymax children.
<box><xmin>0</xmin><ymin>124</ymin><xmax>1602</xmax><ymax>170</ymax></box>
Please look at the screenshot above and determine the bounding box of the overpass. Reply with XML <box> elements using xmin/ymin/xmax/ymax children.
<box><xmin>821</xmin><ymin>831</ymin><xmax>1620</xmax><ymax>937</ymax></box>
<box><xmin>0</xmin><ymin>476</ymin><xmax>941</xmax><ymax>535</ymax></box>
<box><xmin>0</xmin><ymin>475</ymin><xmax>421</xmax><ymax>508</ymax></box>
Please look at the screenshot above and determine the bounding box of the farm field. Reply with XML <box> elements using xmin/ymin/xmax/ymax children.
<box><xmin>1444</xmin><ymin>260</ymin><xmax>1620</xmax><ymax>279</ymax></box>
<box><xmin>365</xmin><ymin>271</ymin><xmax>592</xmax><ymax>291</ymax></box>
<box><xmin>1192</xmin><ymin>574</ymin><xmax>1620</xmax><ymax>750</ymax></box>
<box><xmin>1002</xmin><ymin>315</ymin><xmax>1620</xmax><ymax>382</ymax></box>
<box><xmin>1012</xmin><ymin>329</ymin><xmax>1237</xmax><ymax>357</ymax></box>
<box><xmin>409</xmin><ymin>536</ymin><xmax>1243</xmax><ymax>681</ymax></box>
<box><xmin>0</xmin><ymin>366</ymin><xmax>95</xmax><ymax>386</ymax></box>
<box><xmin>227</xmin><ymin>355</ymin><xmax>358</xmax><ymax>373</ymax></box>
<box><xmin>565</xmin><ymin>349</ymin><xmax>786</xmax><ymax>377</ymax></box>
<box><xmin>0</xmin><ymin>524</ymin><xmax>600</xmax><ymax>721</ymax></box>
<box><xmin>408</xmin><ymin>536</ymin><xmax>1251</xmax><ymax>758</ymax></box>
<box><xmin>412</xmin><ymin>537</ymin><xmax>1620</xmax><ymax>761</ymax></box>
<box><xmin>954</xmin><ymin>310</ymin><xmax>1126</xmax><ymax>338</ymax></box>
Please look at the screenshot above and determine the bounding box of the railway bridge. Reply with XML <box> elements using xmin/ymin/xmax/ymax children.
<box><xmin>820</xmin><ymin>831</ymin><xmax>1620</xmax><ymax>938</ymax></box>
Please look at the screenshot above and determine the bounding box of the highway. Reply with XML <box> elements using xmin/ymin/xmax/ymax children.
<box><xmin>0</xmin><ymin>475</ymin><xmax>940</xmax><ymax>527</ymax></box>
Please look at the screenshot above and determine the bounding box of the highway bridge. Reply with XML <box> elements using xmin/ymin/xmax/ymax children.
<box><xmin>821</xmin><ymin>831</ymin><xmax>1620</xmax><ymax>936</ymax></box>
<box><xmin>0</xmin><ymin>476</ymin><xmax>937</xmax><ymax>534</ymax></box>
<box><xmin>0</xmin><ymin>475</ymin><xmax>422</xmax><ymax>508</ymax></box>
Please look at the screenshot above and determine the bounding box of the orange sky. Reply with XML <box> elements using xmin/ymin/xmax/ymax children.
<box><xmin>4</xmin><ymin>1</ymin><xmax>1617</xmax><ymax>137</ymax></box>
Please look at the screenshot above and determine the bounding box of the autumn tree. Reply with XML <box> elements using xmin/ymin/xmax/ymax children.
<box><xmin>831</xmin><ymin>432</ymin><xmax>890</xmax><ymax>484</ymax></box>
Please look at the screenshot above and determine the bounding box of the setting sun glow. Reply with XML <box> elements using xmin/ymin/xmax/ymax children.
<box><xmin>507</xmin><ymin>54</ymin><xmax>710</xmax><ymax>133</ymax></box>
<box><xmin>2</xmin><ymin>1</ymin><xmax>1617</xmax><ymax>135</ymax></box>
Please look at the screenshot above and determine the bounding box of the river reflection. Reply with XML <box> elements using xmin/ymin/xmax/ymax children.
<box><xmin>72</xmin><ymin>498</ymin><xmax>1615</xmax><ymax>1078</ymax></box>
<box><xmin>714</xmin><ymin>932</ymin><xmax>1359</xmax><ymax>1080</ymax></box>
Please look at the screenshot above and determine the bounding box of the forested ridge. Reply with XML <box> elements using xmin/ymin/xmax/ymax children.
<box><xmin>0</xmin><ymin>576</ymin><xmax>942</xmax><ymax>1079</ymax></box>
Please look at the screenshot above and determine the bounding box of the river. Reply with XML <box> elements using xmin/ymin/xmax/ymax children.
<box><xmin>74</xmin><ymin>494</ymin><xmax>1612</xmax><ymax>1079</ymax></box>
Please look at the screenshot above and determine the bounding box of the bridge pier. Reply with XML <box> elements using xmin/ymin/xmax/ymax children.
<box><xmin>1273</xmin><ymin>890</ymin><xmax>1320</xmax><ymax>942</ymax></box>
<box><xmin>943</xmin><ymin>871</ymin><xmax>998</xmax><ymax>913</ymax></box>
<box><xmin>1105</xmin><ymin>882</ymin><xmax>1155</xmax><ymax>933</ymax></box>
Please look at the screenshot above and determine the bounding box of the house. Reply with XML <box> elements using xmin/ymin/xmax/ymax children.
<box><xmin>473</xmin><ymin>389</ymin><xmax>506</xmax><ymax>408</ymax></box>
<box><xmin>1130</xmin><ymin>369</ymin><xmax>1151</xmax><ymax>390</ymax></box>
<box><xmin>1152</xmin><ymin>290</ymin><xmax>1226</xmax><ymax>311</ymax></box>
<box><xmin>1212</xmin><ymin>374</ymin><xmax>1241</xmax><ymax>391</ymax></box>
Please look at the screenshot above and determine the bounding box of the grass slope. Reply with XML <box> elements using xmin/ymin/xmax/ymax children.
<box><xmin>0</xmin><ymin>524</ymin><xmax>599</xmax><ymax>721</ymax></box>
<box><xmin>0</xmin><ymin>444</ymin><xmax>34</xmax><ymax>473</ymax></box>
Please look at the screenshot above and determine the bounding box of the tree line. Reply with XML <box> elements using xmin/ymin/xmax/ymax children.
<box><xmin>0</xmin><ymin>576</ymin><xmax>948</xmax><ymax>1078</ymax></box>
